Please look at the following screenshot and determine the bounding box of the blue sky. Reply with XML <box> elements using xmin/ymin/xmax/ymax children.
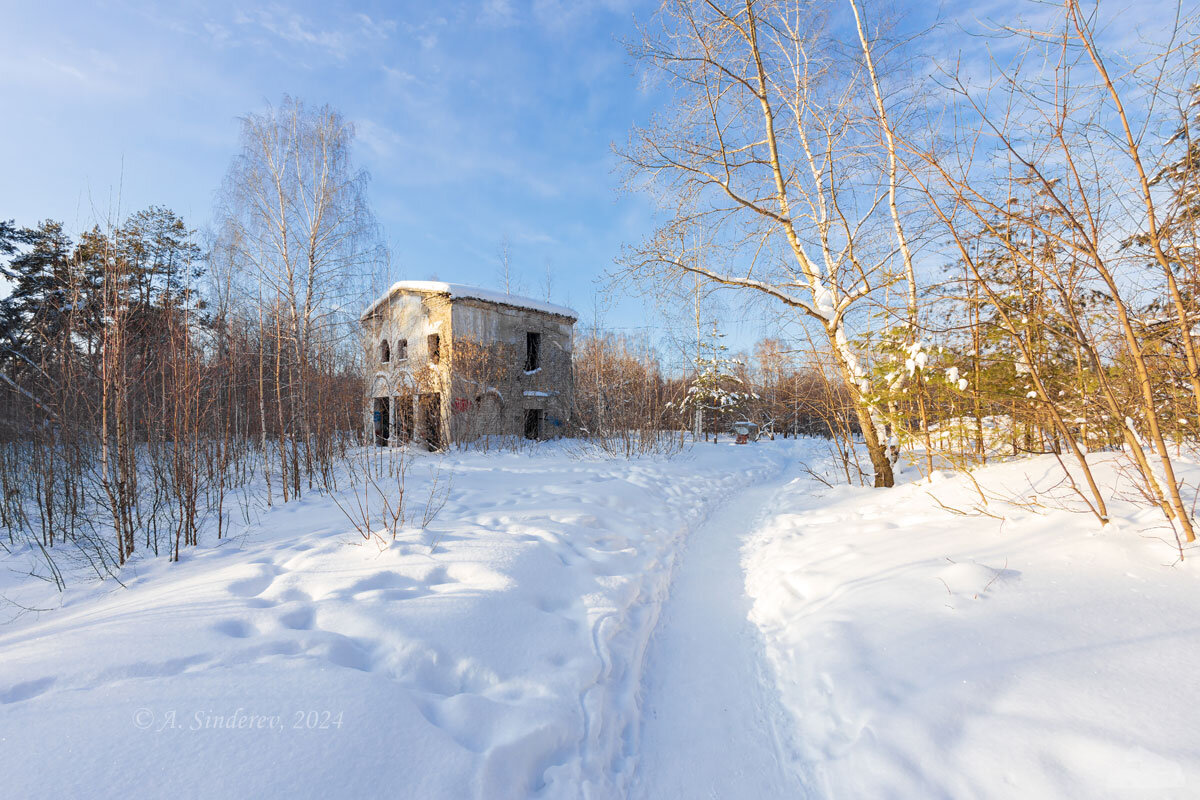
<box><xmin>0</xmin><ymin>0</ymin><xmax>1181</xmax><ymax>368</ymax></box>
<box><xmin>1</xmin><ymin>1</ymin><xmax>682</xmax><ymax>342</ymax></box>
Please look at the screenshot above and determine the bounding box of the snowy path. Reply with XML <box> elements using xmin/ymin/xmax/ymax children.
<box><xmin>632</xmin><ymin>467</ymin><xmax>808</xmax><ymax>799</ymax></box>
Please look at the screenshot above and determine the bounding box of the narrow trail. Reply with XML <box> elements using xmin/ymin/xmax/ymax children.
<box><xmin>631</xmin><ymin>466</ymin><xmax>808</xmax><ymax>799</ymax></box>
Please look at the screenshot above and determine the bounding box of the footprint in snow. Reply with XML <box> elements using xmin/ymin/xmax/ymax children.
<box><xmin>318</xmin><ymin>635</ymin><xmax>374</xmax><ymax>672</ymax></box>
<box><xmin>213</xmin><ymin>618</ymin><xmax>256</xmax><ymax>639</ymax></box>
<box><xmin>277</xmin><ymin>606</ymin><xmax>315</xmax><ymax>631</ymax></box>
<box><xmin>0</xmin><ymin>677</ymin><xmax>56</xmax><ymax>704</ymax></box>
<box><xmin>226</xmin><ymin>565</ymin><xmax>283</xmax><ymax>598</ymax></box>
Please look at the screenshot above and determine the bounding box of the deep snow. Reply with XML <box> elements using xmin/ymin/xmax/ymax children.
<box><xmin>0</xmin><ymin>442</ymin><xmax>784</xmax><ymax>799</ymax></box>
<box><xmin>744</xmin><ymin>449</ymin><xmax>1200</xmax><ymax>799</ymax></box>
<box><xmin>2</xmin><ymin>439</ymin><xmax>1199</xmax><ymax>799</ymax></box>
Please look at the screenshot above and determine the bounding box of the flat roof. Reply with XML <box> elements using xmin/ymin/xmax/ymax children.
<box><xmin>361</xmin><ymin>281</ymin><xmax>578</xmax><ymax>321</ymax></box>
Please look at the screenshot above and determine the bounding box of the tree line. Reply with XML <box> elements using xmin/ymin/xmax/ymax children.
<box><xmin>571</xmin><ymin>327</ymin><xmax>858</xmax><ymax>456</ymax></box>
<box><xmin>5</xmin><ymin>0</ymin><xmax>1199</xmax><ymax>580</ymax></box>
<box><xmin>0</xmin><ymin>97</ymin><xmax>376</xmax><ymax>581</ymax></box>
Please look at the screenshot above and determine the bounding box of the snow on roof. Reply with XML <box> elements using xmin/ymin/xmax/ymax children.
<box><xmin>361</xmin><ymin>281</ymin><xmax>577</xmax><ymax>321</ymax></box>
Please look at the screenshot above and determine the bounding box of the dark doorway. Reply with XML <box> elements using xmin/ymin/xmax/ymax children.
<box><xmin>420</xmin><ymin>393</ymin><xmax>443</xmax><ymax>450</ymax></box>
<box><xmin>373</xmin><ymin>397</ymin><xmax>390</xmax><ymax>446</ymax></box>
<box><xmin>393</xmin><ymin>394</ymin><xmax>414</xmax><ymax>443</ymax></box>
<box><xmin>523</xmin><ymin>408</ymin><xmax>543</xmax><ymax>441</ymax></box>
<box><xmin>525</xmin><ymin>331</ymin><xmax>541</xmax><ymax>371</ymax></box>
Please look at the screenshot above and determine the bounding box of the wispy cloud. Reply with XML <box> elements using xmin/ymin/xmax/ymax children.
<box><xmin>234</xmin><ymin>5</ymin><xmax>396</xmax><ymax>60</ymax></box>
<box><xmin>0</xmin><ymin>46</ymin><xmax>135</xmax><ymax>97</ymax></box>
<box><xmin>480</xmin><ymin>0</ymin><xmax>518</xmax><ymax>27</ymax></box>
<box><xmin>354</xmin><ymin>116</ymin><xmax>562</xmax><ymax>199</ymax></box>
<box><xmin>381</xmin><ymin>65</ymin><xmax>418</xmax><ymax>87</ymax></box>
<box><xmin>202</xmin><ymin>21</ymin><xmax>233</xmax><ymax>47</ymax></box>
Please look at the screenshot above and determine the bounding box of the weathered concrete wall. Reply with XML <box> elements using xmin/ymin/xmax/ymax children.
<box><xmin>361</xmin><ymin>291</ymin><xmax>452</xmax><ymax>448</ymax></box>
<box><xmin>361</xmin><ymin>289</ymin><xmax>575</xmax><ymax>446</ymax></box>
<box><xmin>448</xmin><ymin>299</ymin><xmax>574</xmax><ymax>441</ymax></box>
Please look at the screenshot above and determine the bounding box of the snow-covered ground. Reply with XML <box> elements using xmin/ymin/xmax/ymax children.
<box><xmin>0</xmin><ymin>442</ymin><xmax>786</xmax><ymax>799</ymax></box>
<box><xmin>744</xmin><ymin>449</ymin><xmax>1200</xmax><ymax>799</ymax></box>
<box><xmin>633</xmin><ymin>466</ymin><xmax>807</xmax><ymax>798</ymax></box>
<box><xmin>2</xmin><ymin>439</ymin><xmax>1198</xmax><ymax>798</ymax></box>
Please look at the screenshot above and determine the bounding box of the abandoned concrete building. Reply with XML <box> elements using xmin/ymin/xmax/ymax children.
<box><xmin>360</xmin><ymin>281</ymin><xmax>577</xmax><ymax>449</ymax></box>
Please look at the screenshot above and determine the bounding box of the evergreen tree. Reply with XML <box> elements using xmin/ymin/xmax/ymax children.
<box><xmin>0</xmin><ymin>220</ymin><xmax>77</xmax><ymax>372</ymax></box>
<box><xmin>0</xmin><ymin>220</ymin><xmax>19</xmax><ymax>267</ymax></box>
<box><xmin>0</xmin><ymin>210</ymin><xmax>203</xmax><ymax>398</ymax></box>
<box><xmin>678</xmin><ymin>323</ymin><xmax>757</xmax><ymax>438</ymax></box>
<box><xmin>114</xmin><ymin>206</ymin><xmax>203</xmax><ymax>311</ymax></box>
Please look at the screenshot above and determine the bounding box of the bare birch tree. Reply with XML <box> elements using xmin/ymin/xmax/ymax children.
<box><xmin>618</xmin><ymin>0</ymin><xmax>924</xmax><ymax>486</ymax></box>
<box><xmin>216</xmin><ymin>96</ymin><xmax>382</xmax><ymax>497</ymax></box>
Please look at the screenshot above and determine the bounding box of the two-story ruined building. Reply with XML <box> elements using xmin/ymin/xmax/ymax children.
<box><xmin>360</xmin><ymin>281</ymin><xmax>577</xmax><ymax>449</ymax></box>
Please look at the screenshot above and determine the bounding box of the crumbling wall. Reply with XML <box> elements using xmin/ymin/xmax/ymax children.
<box><xmin>362</xmin><ymin>289</ymin><xmax>575</xmax><ymax>446</ymax></box>
<box><xmin>449</xmin><ymin>300</ymin><xmax>574</xmax><ymax>441</ymax></box>
<box><xmin>361</xmin><ymin>292</ymin><xmax>452</xmax><ymax>447</ymax></box>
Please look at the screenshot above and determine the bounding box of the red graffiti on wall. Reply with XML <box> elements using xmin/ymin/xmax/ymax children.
<box><xmin>451</xmin><ymin>397</ymin><xmax>471</xmax><ymax>414</ymax></box>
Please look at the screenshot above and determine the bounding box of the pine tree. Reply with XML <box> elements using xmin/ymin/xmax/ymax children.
<box><xmin>0</xmin><ymin>220</ymin><xmax>18</xmax><ymax>266</ymax></box>
<box><xmin>0</xmin><ymin>220</ymin><xmax>76</xmax><ymax>371</ymax></box>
